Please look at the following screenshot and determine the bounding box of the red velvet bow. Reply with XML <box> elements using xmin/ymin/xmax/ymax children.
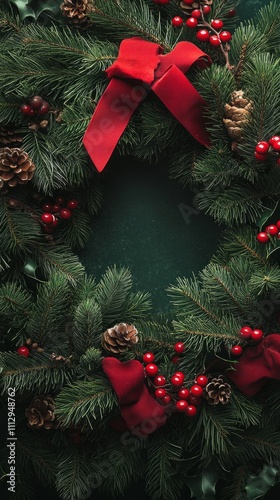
<box><xmin>102</xmin><ymin>357</ymin><xmax>166</xmax><ymax>436</ymax></box>
<box><xmin>83</xmin><ymin>37</ymin><xmax>212</xmax><ymax>172</ymax></box>
<box><xmin>227</xmin><ymin>334</ymin><xmax>280</xmax><ymax>396</ymax></box>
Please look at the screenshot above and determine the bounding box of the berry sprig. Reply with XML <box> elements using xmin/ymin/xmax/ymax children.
<box><xmin>230</xmin><ymin>326</ymin><xmax>264</xmax><ymax>356</ymax></box>
<box><xmin>256</xmin><ymin>220</ymin><xmax>280</xmax><ymax>244</ymax></box>
<box><xmin>40</xmin><ymin>195</ymin><xmax>79</xmax><ymax>235</ymax></box>
<box><xmin>20</xmin><ymin>95</ymin><xmax>50</xmax><ymax>119</ymax></box>
<box><xmin>142</xmin><ymin>342</ymin><xmax>209</xmax><ymax>417</ymax></box>
<box><xmin>172</xmin><ymin>1</ymin><xmax>233</xmax><ymax>70</ymax></box>
<box><xmin>254</xmin><ymin>136</ymin><xmax>280</xmax><ymax>165</ymax></box>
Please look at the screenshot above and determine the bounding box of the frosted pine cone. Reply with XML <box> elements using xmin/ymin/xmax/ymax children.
<box><xmin>204</xmin><ymin>376</ymin><xmax>231</xmax><ymax>405</ymax></box>
<box><xmin>101</xmin><ymin>323</ymin><xmax>139</xmax><ymax>354</ymax></box>
<box><xmin>25</xmin><ymin>395</ymin><xmax>57</xmax><ymax>429</ymax></box>
<box><xmin>0</xmin><ymin>148</ymin><xmax>35</xmax><ymax>189</ymax></box>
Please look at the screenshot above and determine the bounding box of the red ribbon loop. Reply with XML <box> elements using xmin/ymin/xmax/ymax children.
<box><xmin>83</xmin><ymin>37</ymin><xmax>212</xmax><ymax>172</ymax></box>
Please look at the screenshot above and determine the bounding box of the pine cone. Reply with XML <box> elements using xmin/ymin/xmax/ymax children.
<box><xmin>223</xmin><ymin>90</ymin><xmax>252</xmax><ymax>142</ymax></box>
<box><xmin>204</xmin><ymin>376</ymin><xmax>231</xmax><ymax>405</ymax></box>
<box><xmin>60</xmin><ymin>0</ymin><xmax>93</xmax><ymax>26</ymax></box>
<box><xmin>180</xmin><ymin>0</ymin><xmax>213</xmax><ymax>16</ymax></box>
<box><xmin>0</xmin><ymin>126</ymin><xmax>23</xmax><ymax>147</ymax></box>
<box><xmin>25</xmin><ymin>395</ymin><xmax>57</xmax><ymax>429</ymax></box>
<box><xmin>0</xmin><ymin>148</ymin><xmax>35</xmax><ymax>189</ymax></box>
<box><xmin>101</xmin><ymin>323</ymin><xmax>139</xmax><ymax>354</ymax></box>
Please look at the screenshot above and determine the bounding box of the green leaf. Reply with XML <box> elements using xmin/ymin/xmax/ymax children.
<box><xmin>256</xmin><ymin>201</ymin><xmax>279</xmax><ymax>231</ymax></box>
<box><xmin>9</xmin><ymin>0</ymin><xmax>60</xmax><ymax>20</ymax></box>
<box><xmin>246</xmin><ymin>465</ymin><xmax>279</xmax><ymax>500</ymax></box>
<box><xmin>9</xmin><ymin>0</ymin><xmax>34</xmax><ymax>20</ymax></box>
<box><xmin>186</xmin><ymin>463</ymin><xmax>221</xmax><ymax>500</ymax></box>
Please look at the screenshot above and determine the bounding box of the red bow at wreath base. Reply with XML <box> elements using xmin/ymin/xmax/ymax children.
<box><xmin>83</xmin><ymin>37</ymin><xmax>212</xmax><ymax>172</ymax></box>
<box><xmin>102</xmin><ymin>357</ymin><xmax>166</xmax><ymax>436</ymax></box>
<box><xmin>227</xmin><ymin>334</ymin><xmax>280</xmax><ymax>396</ymax></box>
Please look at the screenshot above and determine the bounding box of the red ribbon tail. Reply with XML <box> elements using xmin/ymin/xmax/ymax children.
<box><xmin>152</xmin><ymin>65</ymin><xmax>211</xmax><ymax>148</ymax></box>
<box><xmin>83</xmin><ymin>79</ymin><xmax>144</xmax><ymax>172</ymax></box>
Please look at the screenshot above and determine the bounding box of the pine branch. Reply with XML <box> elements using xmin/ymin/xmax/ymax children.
<box><xmin>95</xmin><ymin>266</ymin><xmax>133</xmax><ymax>325</ymax></box>
<box><xmin>71</xmin><ymin>299</ymin><xmax>102</xmax><ymax>355</ymax></box>
<box><xmin>33</xmin><ymin>243</ymin><xmax>85</xmax><ymax>283</ymax></box>
<box><xmin>55</xmin><ymin>377</ymin><xmax>117</xmax><ymax>427</ymax></box>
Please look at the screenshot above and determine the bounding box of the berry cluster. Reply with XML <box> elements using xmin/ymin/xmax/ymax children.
<box><xmin>143</xmin><ymin>343</ymin><xmax>208</xmax><ymax>417</ymax></box>
<box><xmin>40</xmin><ymin>195</ymin><xmax>79</xmax><ymax>234</ymax></box>
<box><xmin>254</xmin><ymin>136</ymin><xmax>280</xmax><ymax>164</ymax></box>
<box><xmin>20</xmin><ymin>95</ymin><xmax>50</xmax><ymax>119</ymax></box>
<box><xmin>231</xmin><ymin>326</ymin><xmax>264</xmax><ymax>356</ymax></box>
<box><xmin>257</xmin><ymin>221</ymin><xmax>280</xmax><ymax>244</ymax></box>
<box><xmin>170</xmin><ymin>1</ymin><xmax>232</xmax><ymax>48</ymax></box>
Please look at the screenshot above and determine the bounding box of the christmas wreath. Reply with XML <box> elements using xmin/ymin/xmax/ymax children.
<box><xmin>1</xmin><ymin>1</ymin><xmax>280</xmax><ymax>499</ymax></box>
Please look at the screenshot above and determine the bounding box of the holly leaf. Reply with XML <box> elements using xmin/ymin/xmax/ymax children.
<box><xmin>8</xmin><ymin>0</ymin><xmax>34</xmax><ymax>20</ymax></box>
<box><xmin>245</xmin><ymin>465</ymin><xmax>279</xmax><ymax>500</ymax></box>
<box><xmin>256</xmin><ymin>201</ymin><xmax>279</xmax><ymax>231</ymax></box>
<box><xmin>186</xmin><ymin>463</ymin><xmax>221</xmax><ymax>500</ymax></box>
<box><xmin>23</xmin><ymin>257</ymin><xmax>40</xmax><ymax>280</ymax></box>
<box><xmin>32</xmin><ymin>0</ymin><xmax>61</xmax><ymax>19</ymax></box>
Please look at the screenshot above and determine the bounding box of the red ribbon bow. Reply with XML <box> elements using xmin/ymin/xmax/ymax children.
<box><xmin>83</xmin><ymin>37</ymin><xmax>212</xmax><ymax>172</ymax></box>
<box><xmin>102</xmin><ymin>357</ymin><xmax>166</xmax><ymax>436</ymax></box>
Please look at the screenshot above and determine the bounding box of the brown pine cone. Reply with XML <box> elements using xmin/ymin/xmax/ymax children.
<box><xmin>204</xmin><ymin>376</ymin><xmax>231</xmax><ymax>405</ymax></box>
<box><xmin>60</xmin><ymin>0</ymin><xmax>93</xmax><ymax>26</ymax></box>
<box><xmin>0</xmin><ymin>148</ymin><xmax>35</xmax><ymax>189</ymax></box>
<box><xmin>25</xmin><ymin>395</ymin><xmax>57</xmax><ymax>429</ymax></box>
<box><xmin>101</xmin><ymin>323</ymin><xmax>139</xmax><ymax>354</ymax></box>
<box><xmin>0</xmin><ymin>126</ymin><xmax>23</xmax><ymax>147</ymax></box>
<box><xmin>223</xmin><ymin>90</ymin><xmax>252</xmax><ymax>143</ymax></box>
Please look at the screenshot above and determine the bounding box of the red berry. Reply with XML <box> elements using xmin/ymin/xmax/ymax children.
<box><xmin>265</xmin><ymin>225</ymin><xmax>278</xmax><ymax>236</ymax></box>
<box><xmin>190</xmin><ymin>384</ymin><xmax>203</xmax><ymax>397</ymax></box>
<box><xmin>51</xmin><ymin>204</ymin><xmax>62</xmax><ymax>213</ymax></box>
<box><xmin>174</xmin><ymin>371</ymin><xmax>185</xmax><ymax>381</ymax></box>
<box><xmin>256</xmin><ymin>232</ymin><xmax>269</xmax><ymax>243</ymax></box>
<box><xmin>37</xmin><ymin>100</ymin><xmax>50</xmax><ymax>116</ymax></box>
<box><xmin>272</xmin><ymin>140</ymin><xmax>280</xmax><ymax>152</ymax></box>
<box><xmin>269</xmin><ymin>136</ymin><xmax>280</xmax><ymax>147</ymax></box>
<box><xmin>174</xmin><ymin>342</ymin><xmax>185</xmax><ymax>354</ymax></box>
<box><xmin>211</xmin><ymin>19</ymin><xmax>224</xmax><ymax>30</ymax></box>
<box><xmin>178</xmin><ymin>388</ymin><xmax>190</xmax><ymax>400</ymax></box>
<box><xmin>239</xmin><ymin>326</ymin><xmax>253</xmax><ymax>339</ymax></box>
<box><xmin>59</xmin><ymin>208</ymin><xmax>72</xmax><ymax>220</ymax></box>
<box><xmin>158</xmin><ymin>0</ymin><xmax>170</xmax><ymax>3</ymax></box>
<box><xmin>255</xmin><ymin>141</ymin><xmax>270</xmax><ymax>155</ymax></box>
<box><xmin>20</xmin><ymin>104</ymin><xmax>33</xmax><ymax>116</ymax></box>
<box><xmin>277</xmin><ymin>232</ymin><xmax>280</xmax><ymax>239</ymax></box>
<box><xmin>41</xmin><ymin>203</ymin><xmax>53</xmax><ymax>212</ymax></box>
<box><xmin>186</xmin><ymin>17</ymin><xmax>198</xmax><ymax>29</ymax></box>
<box><xmin>209</xmin><ymin>35</ymin><xmax>221</xmax><ymax>47</ymax></box>
<box><xmin>188</xmin><ymin>394</ymin><xmax>202</xmax><ymax>406</ymax></box>
<box><xmin>55</xmin><ymin>196</ymin><xmax>65</xmax><ymax>205</ymax></box>
<box><xmin>67</xmin><ymin>199</ymin><xmax>79</xmax><ymax>210</ymax></box>
<box><xmin>41</xmin><ymin>213</ymin><xmax>55</xmax><ymax>225</ymax></box>
<box><xmin>191</xmin><ymin>9</ymin><xmax>201</xmax><ymax>19</ymax></box>
<box><xmin>17</xmin><ymin>346</ymin><xmax>30</xmax><ymax>357</ymax></box>
<box><xmin>227</xmin><ymin>9</ymin><xmax>236</xmax><ymax>18</ymax></box>
<box><xmin>50</xmin><ymin>217</ymin><xmax>59</xmax><ymax>228</ymax></box>
<box><xmin>196</xmin><ymin>375</ymin><xmax>208</xmax><ymax>387</ymax></box>
<box><xmin>162</xmin><ymin>394</ymin><xmax>172</xmax><ymax>405</ymax></box>
<box><xmin>170</xmin><ymin>374</ymin><xmax>184</xmax><ymax>387</ymax></box>
<box><xmin>254</xmin><ymin>152</ymin><xmax>268</xmax><ymax>161</ymax></box>
<box><xmin>172</xmin><ymin>16</ymin><xmax>183</xmax><ymax>27</ymax></box>
<box><xmin>171</xmin><ymin>355</ymin><xmax>180</xmax><ymax>364</ymax></box>
<box><xmin>143</xmin><ymin>352</ymin><xmax>155</xmax><ymax>363</ymax></box>
<box><xmin>29</xmin><ymin>95</ymin><xmax>43</xmax><ymax>109</ymax></box>
<box><xmin>155</xmin><ymin>388</ymin><xmax>167</xmax><ymax>399</ymax></box>
<box><xmin>153</xmin><ymin>0</ymin><xmax>160</xmax><ymax>3</ymax></box>
<box><xmin>145</xmin><ymin>363</ymin><xmax>158</xmax><ymax>377</ymax></box>
<box><xmin>196</xmin><ymin>29</ymin><xmax>210</xmax><ymax>42</ymax></box>
<box><xmin>154</xmin><ymin>375</ymin><xmax>167</xmax><ymax>387</ymax></box>
<box><xmin>176</xmin><ymin>400</ymin><xmax>188</xmax><ymax>412</ymax></box>
<box><xmin>251</xmin><ymin>329</ymin><xmax>264</xmax><ymax>341</ymax></box>
<box><xmin>231</xmin><ymin>345</ymin><xmax>243</xmax><ymax>356</ymax></box>
<box><xmin>202</xmin><ymin>5</ymin><xmax>211</xmax><ymax>14</ymax></box>
<box><xmin>219</xmin><ymin>31</ymin><xmax>232</xmax><ymax>43</ymax></box>
<box><xmin>185</xmin><ymin>405</ymin><xmax>197</xmax><ymax>417</ymax></box>
<box><xmin>276</xmin><ymin>220</ymin><xmax>280</xmax><ymax>228</ymax></box>
<box><xmin>182</xmin><ymin>0</ymin><xmax>194</xmax><ymax>4</ymax></box>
